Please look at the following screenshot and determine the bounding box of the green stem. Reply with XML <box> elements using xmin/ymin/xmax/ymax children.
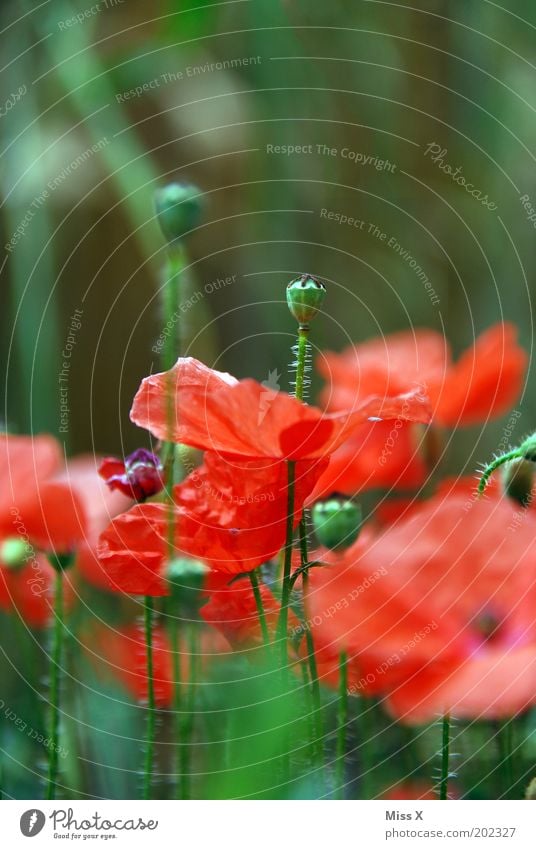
<box><xmin>180</xmin><ymin>627</ymin><xmax>198</xmax><ymax>800</ymax></box>
<box><xmin>170</xmin><ymin>615</ymin><xmax>182</xmax><ymax>799</ymax></box>
<box><xmin>249</xmin><ymin>570</ymin><xmax>270</xmax><ymax>647</ymax></box>
<box><xmin>336</xmin><ymin>651</ymin><xmax>348</xmax><ymax>799</ymax></box>
<box><xmin>143</xmin><ymin>597</ymin><xmax>156</xmax><ymax>801</ymax></box>
<box><xmin>276</xmin><ymin>319</ymin><xmax>309</xmax><ymax>658</ymax></box>
<box><xmin>439</xmin><ymin>712</ymin><xmax>451</xmax><ymax>800</ymax></box>
<box><xmin>497</xmin><ymin>719</ymin><xmax>515</xmax><ymax>798</ymax></box>
<box><xmin>162</xmin><ymin>245</ymin><xmax>185</xmax><ymax>498</ymax></box>
<box><xmin>300</xmin><ymin>525</ymin><xmax>323</xmax><ymax>768</ymax></box>
<box><xmin>161</xmin><ymin>246</ymin><xmax>186</xmax><ymax>372</ymax></box>
<box><xmin>46</xmin><ymin>571</ymin><xmax>64</xmax><ymax>800</ymax></box>
<box><xmin>478</xmin><ymin>450</ymin><xmax>520</xmax><ymax>495</ymax></box>
<box><xmin>294</xmin><ymin>326</ymin><xmax>309</xmax><ymax>401</ymax></box>
<box><xmin>277</xmin><ymin>460</ymin><xmax>296</xmax><ymax>668</ymax></box>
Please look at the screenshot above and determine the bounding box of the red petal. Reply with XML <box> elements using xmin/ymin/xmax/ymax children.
<box><xmin>98</xmin><ymin>503</ymin><xmax>170</xmax><ymax>596</ymax></box>
<box><xmin>176</xmin><ymin>453</ymin><xmax>328</xmax><ymax>573</ymax></box>
<box><xmin>0</xmin><ymin>433</ymin><xmax>61</xmax><ymax>527</ymax></box>
<box><xmin>308</xmin><ymin>420</ymin><xmax>426</xmax><ymax>500</ymax></box>
<box><xmin>434</xmin><ymin>323</ymin><xmax>527</xmax><ymax>426</ymax></box>
<box><xmin>131</xmin><ymin>358</ymin><xmax>430</xmax><ymax>461</ymax></box>
<box><xmin>318</xmin><ymin>330</ymin><xmax>448</xmax><ymax>412</ymax></box>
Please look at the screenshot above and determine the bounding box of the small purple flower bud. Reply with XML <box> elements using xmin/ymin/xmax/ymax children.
<box><xmin>98</xmin><ymin>449</ymin><xmax>165</xmax><ymax>502</ymax></box>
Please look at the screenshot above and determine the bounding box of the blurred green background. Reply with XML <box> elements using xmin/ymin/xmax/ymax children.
<box><xmin>2</xmin><ymin>0</ymin><xmax>535</xmax><ymax>470</ymax></box>
<box><xmin>1</xmin><ymin>0</ymin><xmax>536</xmax><ymax>800</ymax></box>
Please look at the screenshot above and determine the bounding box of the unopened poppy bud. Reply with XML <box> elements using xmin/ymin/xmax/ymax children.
<box><xmin>99</xmin><ymin>448</ymin><xmax>164</xmax><ymax>502</ymax></box>
<box><xmin>286</xmin><ymin>274</ymin><xmax>326</xmax><ymax>326</ymax></box>
<box><xmin>502</xmin><ymin>457</ymin><xmax>534</xmax><ymax>507</ymax></box>
<box><xmin>1</xmin><ymin>537</ymin><xmax>32</xmax><ymax>569</ymax></box>
<box><xmin>312</xmin><ymin>496</ymin><xmax>362</xmax><ymax>551</ymax></box>
<box><xmin>167</xmin><ymin>557</ymin><xmax>209</xmax><ymax>611</ymax></box>
<box><xmin>154</xmin><ymin>182</ymin><xmax>203</xmax><ymax>244</ymax></box>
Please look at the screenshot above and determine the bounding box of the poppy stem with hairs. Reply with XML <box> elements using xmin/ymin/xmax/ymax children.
<box><xmin>336</xmin><ymin>650</ymin><xmax>348</xmax><ymax>799</ymax></box>
<box><xmin>143</xmin><ymin>596</ymin><xmax>156</xmax><ymax>801</ymax></box>
<box><xmin>46</xmin><ymin>569</ymin><xmax>64</xmax><ymax>800</ymax></box>
<box><xmin>45</xmin><ymin>552</ymin><xmax>74</xmax><ymax>800</ymax></box>
<box><xmin>249</xmin><ymin>570</ymin><xmax>270</xmax><ymax>647</ymax></box>
<box><xmin>299</xmin><ymin>523</ymin><xmax>324</xmax><ymax>767</ymax></box>
<box><xmin>439</xmin><ymin>712</ymin><xmax>451</xmax><ymax>800</ymax></box>
<box><xmin>278</xmin><ymin>460</ymin><xmax>296</xmax><ymax>668</ymax></box>
<box><xmin>277</xmin><ymin>322</ymin><xmax>309</xmax><ymax>665</ymax></box>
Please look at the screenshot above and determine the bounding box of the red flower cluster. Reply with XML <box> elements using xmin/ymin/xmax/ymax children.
<box><xmin>306</xmin><ymin>482</ymin><xmax>536</xmax><ymax>721</ymax></box>
<box><xmin>0</xmin><ymin>434</ymin><xmax>129</xmax><ymax>625</ymax></box>
<box><xmin>98</xmin><ymin>357</ymin><xmax>429</xmax><ymax>594</ymax></box>
<box><xmin>314</xmin><ymin>323</ymin><xmax>527</xmax><ymax>496</ymax></box>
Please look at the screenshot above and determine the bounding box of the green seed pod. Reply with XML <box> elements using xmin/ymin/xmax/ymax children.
<box><xmin>154</xmin><ymin>182</ymin><xmax>203</xmax><ymax>243</ymax></box>
<box><xmin>166</xmin><ymin>557</ymin><xmax>209</xmax><ymax>612</ymax></box>
<box><xmin>0</xmin><ymin>537</ymin><xmax>32</xmax><ymax>570</ymax></box>
<box><xmin>502</xmin><ymin>457</ymin><xmax>534</xmax><ymax>507</ymax></box>
<box><xmin>312</xmin><ymin>497</ymin><xmax>362</xmax><ymax>551</ymax></box>
<box><xmin>286</xmin><ymin>274</ymin><xmax>326</xmax><ymax>326</ymax></box>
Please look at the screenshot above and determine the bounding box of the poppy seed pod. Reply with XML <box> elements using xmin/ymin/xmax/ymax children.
<box><xmin>286</xmin><ymin>274</ymin><xmax>326</xmax><ymax>326</ymax></box>
<box><xmin>154</xmin><ymin>182</ymin><xmax>203</xmax><ymax>243</ymax></box>
<box><xmin>312</xmin><ymin>496</ymin><xmax>362</xmax><ymax>551</ymax></box>
<box><xmin>502</xmin><ymin>457</ymin><xmax>534</xmax><ymax>507</ymax></box>
<box><xmin>167</xmin><ymin>557</ymin><xmax>209</xmax><ymax>611</ymax></box>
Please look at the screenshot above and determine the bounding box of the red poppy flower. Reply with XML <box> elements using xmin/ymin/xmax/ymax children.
<box><xmin>0</xmin><ymin>435</ymin><xmax>90</xmax><ymax>624</ymax></box>
<box><xmin>305</xmin><ymin>537</ymin><xmax>464</xmax><ymax>698</ymax></box>
<box><xmin>308</xmin><ymin>420</ymin><xmax>426</xmax><ymax>502</ymax></box>
<box><xmin>315</xmin><ymin>324</ymin><xmax>526</xmax><ymax>495</ymax></box>
<box><xmin>98</xmin><ymin>452</ymin><xmax>325</xmax><ymax>595</ymax></box>
<box><xmin>306</xmin><ymin>488</ymin><xmax>536</xmax><ymax>722</ymax></box>
<box><xmin>130</xmin><ymin>357</ymin><xmax>430</xmax><ymax>461</ymax></box>
<box><xmin>201</xmin><ymin>575</ymin><xmax>300</xmax><ymax>650</ymax></box>
<box><xmin>0</xmin><ymin>436</ymin><xmax>129</xmax><ymax>621</ymax></box>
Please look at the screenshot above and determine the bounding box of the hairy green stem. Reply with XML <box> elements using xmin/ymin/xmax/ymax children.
<box><xmin>143</xmin><ymin>597</ymin><xmax>156</xmax><ymax>801</ymax></box>
<box><xmin>277</xmin><ymin>461</ymin><xmax>296</xmax><ymax>668</ymax></box>
<box><xmin>294</xmin><ymin>326</ymin><xmax>309</xmax><ymax>400</ymax></box>
<box><xmin>335</xmin><ymin>651</ymin><xmax>348</xmax><ymax>799</ymax></box>
<box><xmin>46</xmin><ymin>571</ymin><xmax>64</xmax><ymax>800</ymax></box>
<box><xmin>299</xmin><ymin>524</ymin><xmax>323</xmax><ymax>768</ymax></box>
<box><xmin>478</xmin><ymin>450</ymin><xmax>520</xmax><ymax>494</ymax></box>
<box><xmin>439</xmin><ymin>712</ymin><xmax>451</xmax><ymax>800</ymax></box>
<box><xmin>249</xmin><ymin>571</ymin><xmax>270</xmax><ymax>647</ymax></box>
